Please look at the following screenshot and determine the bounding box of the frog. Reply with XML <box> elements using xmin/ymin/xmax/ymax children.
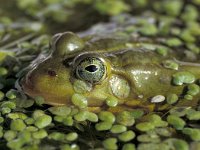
<box><xmin>21</xmin><ymin>30</ymin><xmax>200</xmax><ymax>113</ymax></box>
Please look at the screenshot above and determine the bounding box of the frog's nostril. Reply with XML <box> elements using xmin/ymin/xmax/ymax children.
<box><xmin>28</xmin><ymin>74</ymin><xmax>32</xmax><ymax>81</ymax></box>
<box><xmin>47</xmin><ymin>70</ymin><xmax>57</xmax><ymax>77</ymax></box>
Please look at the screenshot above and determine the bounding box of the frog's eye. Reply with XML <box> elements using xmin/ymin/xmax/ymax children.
<box><xmin>74</xmin><ymin>57</ymin><xmax>107</xmax><ymax>84</ymax></box>
<box><xmin>51</xmin><ymin>32</ymin><xmax>85</xmax><ymax>56</ymax></box>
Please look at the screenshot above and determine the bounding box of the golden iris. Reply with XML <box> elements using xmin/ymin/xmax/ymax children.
<box><xmin>74</xmin><ymin>56</ymin><xmax>107</xmax><ymax>84</ymax></box>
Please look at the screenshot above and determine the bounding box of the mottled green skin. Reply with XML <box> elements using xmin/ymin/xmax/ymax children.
<box><xmin>22</xmin><ymin>31</ymin><xmax>200</xmax><ymax>112</ymax></box>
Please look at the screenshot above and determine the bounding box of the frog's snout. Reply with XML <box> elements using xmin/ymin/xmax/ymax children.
<box><xmin>21</xmin><ymin>70</ymin><xmax>35</xmax><ymax>94</ymax></box>
<box><xmin>21</xmin><ymin>61</ymin><xmax>75</xmax><ymax>106</ymax></box>
<box><xmin>22</xmin><ymin>68</ymin><xmax>58</xmax><ymax>93</ymax></box>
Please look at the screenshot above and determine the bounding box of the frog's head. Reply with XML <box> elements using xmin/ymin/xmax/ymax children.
<box><xmin>22</xmin><ymin>32</ymin><xmax>117</xmax><ymax>108</ymax></box>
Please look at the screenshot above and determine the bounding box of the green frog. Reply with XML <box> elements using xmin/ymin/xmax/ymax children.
<box><xmin>21</xmin><ymin>29</ymin><xmax>200</xmax><ymax>113</ymax></box>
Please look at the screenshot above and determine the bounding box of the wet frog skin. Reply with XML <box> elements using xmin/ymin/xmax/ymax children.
<box><xmin>21</xmin><ymin>31</ymin><xmax>200</xmax><ymax>113</ymax></box>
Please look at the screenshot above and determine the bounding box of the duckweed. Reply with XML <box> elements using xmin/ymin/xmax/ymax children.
<box><xmin>73</xmin><ymin>79</ymin><xmax>92</xmax><ymax>93</ymax></box>
<box><xmin>172</xmin><ymin>71</ymin><xmax>195</xmax><ymax>85</ymax></box>
<box><xmin>118</xmin><ymin>130</ymin><xmax>135</xmax><ymax>142</ymax></box>
<box><xmin>71</xmin><ymin>93</ymin><xmax>88</xmax><ymax>109</ymax></box>
<box><xmin>95</xmin><ymin>121</ymin><xmax>113</xmax><ymax>131</ymax></box>
<box><xmin>181</xmin><ymin>5</ymin><xmax>199</xmax><ymax>21</ymax></box>
<box><xmin>32</xmin><ymin>129</ymin><xmax>48</xmax><ymax>139</ymax></box>
<box><xmin>191</xmin><ymin>142</ymin><xmax>200</xmax><ymax>150</ymax></box>
<box><xmin>137</xmin><ymin>143</ymin><xmax>160</xmax><ymax>150</ymax></box>
<box><xmin>48</xmin><ymin>106</ymin><xmax>71</xmax><ymax>116</ymax></box>
<box><xmin>70</xmin><ymin>108</ymin><xmax>79</xmax><ymax>116</ymax></box>
<box><xmin>10</xmin><ymin>119</ymin><xmax>26</xmax><ymax>131</ymax></box>
<box><xmin>146</xmin><ymin>114</ymin><xmax>168</xmax><ymax>127</ymax></box>
<box><xmin>25</xmin><ymin>118</ymin><xmax>35</xmax><ymax>125</ymax></box>
<box><xmin>7</xmin><ymin>112</ymin><xmax>28</xmax><ymax>120</ymax></box>
<box><xmin>167</xmin><ymin>115</ymin><xmax>186</xmax><ymax>130</ymax></box>
<box><xmin>19</xmin><ymin>130</ymin><xmax>32</xmax><ymax>143</ymax></box>
<box><xmin>131</xmin><ymin>109</ymin><xmax>144</xmax><ymax>119</ymax></box>
<box><xmin>110</xmin><ymin>124</ymin><xmax>127</xmax><ymax>134</ymax></box>
<box><xmin>163</xmin><ymin>60</ymin><xmax>179</xmax><ymax>70</ymax></box>
<box><xmin>102</xmin><ymin>138</ymin><xmax>118</xmax><ymax>150</ymax></box>
<box><xmin>61</xmin><ymin>144</ymin><xmax>80</xmax><ymax>150</ymax></box>
<box><xmin>122</xmin><ymin>143</ymin><xmax>136</xmax><ymax>150</ymax></box>
<box><xmin>54</xmin><ymin>115</ymin><xmax>64</xmax><ymax>122</ymax></box>
<box><xmin>60</xmin><ymin>144</ymin><xmax>72</xmax><ymax>150</ymax></box>
<box><xmin>163</xmin><ymin>138</ymin><xmax>189</xmax><ymax>150</ymax></box>
<box><xmin>181</xmin><ymin>30</ymin><xmax>195</xmax><ymax>43</ymax></box>
<box><xmin>0</xmin><ymin>117</ymin><xmax>4</xmax><ymax>123</ymax></box>
<box><xmin>20</xmin><ymin>134</ymin><xmax>33</xmax><ymax>146</ymax></box>
<box><xmin>14</xmin><ymin>98</ymin><xmax>34</xmax><ymax>108</ymax></box>
<box><xmin>0</xmin><ymin>91</ymin><xmax>4</xmax><ymax>101</ymax></box>
<box><xmin>155</xmin><ymin>128</ymin><xmax>172</xmax><ymax>137</ymax></box>
<box><xmin>26</xmin><ymin>126</ymin><xmax>38</xmax><ymax>132</ymax></box>
<box><xmin>156</xmin><ymin>47</ymin><xmax>168</xmax><ymax>56</ymax></box>
<box><xmin>3</xmin><ymin>130</ymin><xmax>17</xmax><ymax>141</ymax></box>
<box><xmin>48</xmin><ymin>132</ymin><xmax>65</xmax><ymax>141</ymax></box>
<box><xmin>32</xmin><ymin>110</ymin><xmax>45</xmax><ymax>119</ymax></box>
<box><xmin>187</xmin><ymin>43</ymin><xmax>200</xmax><ymax>54</ymax></box>
<box><xmin>169</xmin><ymin>107</ymin><xmax>190</xmax><ymax>117</ymax></box>
<box><xmin>167</xmin><ymin>93</ymin><xmax>179</xmax><ymax>104</ymax></box>
<box><xmin>65</xmin><ymin>132</ymin><xmax>78</xmax><ymax>141</ymax></box>
<box><xmin>0</xmin><ymin>126</ymin><xmax>3</xmax><ymax>138</ymax></box>
<box><xmin>183</xmin><ymin>128</ymin><xmax>200</xmax><ymax>141</ymax></box>
<box><xmin>116</xmin><ymin>111</ymin><xmax>135</xmax><ymax>126</ymax></box>
<box><xmin>1</xmin><ymin>101</ymin><xmax>16</xmax><ymax>109</ymax></box>
<box><xmin>7</xmin><ymin>138</ymin><xmax>24</xmax><ymax>150</ymax></box>
<box><xmin>74</xmin><ymin>111</ymin><xmax>87</xmax><ymax>122</ymax></box>
<box><xmin>165</xmin><ymin>38</ymin><xmax>182</xmax><ymax>47</ymax></box>
<box><xmin>139</xmin><ymin>24</ymin><xmax>158</xmax><ymax>36</ymax></box>
<box><xmin>106</xmin><ymin>96</ymin><xmax>118</xmax><ymax>107</ymax></box>
<box><xmin>184</xmin><ymin>94</ymin><xmax>193</xmax><ymax>100</ymax></box>
<box><xmin>186</xmin><ymin>84</ymin><xmax>199</xmax><ymax>96</ymax></box>
<box><xmin>34</xmin><ymin>96</ymin><xmax>45</xmax><ymax>106</ymax></box>
<box><xmin>34</xmin><ymin>114</ymin><xmax>52</xmax><ymax>128</ymax></box>
<box><xmin>6</xmin><ymin>90</ymin><xmax>17</xmax><ymax>99</ymax></box>
<box><xmin>136</xmin><ymin>122</ymin><xmax>155</xmax><ymax>132</ymax></box>
<box><xmin>137</xmin><ymin>133</ymin><xmax>160</xmax><ymax>143</ymax></box>
<box><xmin>86</xmin><ymin>112</ymin><xmax>98</xmax><ymax>122</ymax></box>
<box><xmin>125</xmin><ymin>26</ymin><xmax>136</xmax><ymax>33</ymax></box>
<box><xmin>163</xmin><ymin>0</ymin><xmax>183</xmax><ymax>16</ymax></box>
<box><xmin>186</xmin><ymin>109</ymin><xmax>200</xmax><ymax>120</ymax></box>
<box><xmin>0</xmin><ymin>67</ymin><xmax>8</xmax><ymax>76</ymax></box>
<box><xmin>63</xmin><ymin>116</ymin><xmax>74</xmax><ymax>126</ymax></box>
<box><xmin>1</xmin><ymin>107</ymin><xmax>11</xmax><ymax>114</ymax></box>
<box><xmin>98</xmin><ymin>111</ymin><xmax>115</xmax><ymax>123</ymax></box>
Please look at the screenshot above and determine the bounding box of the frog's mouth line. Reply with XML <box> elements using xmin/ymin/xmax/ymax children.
<box><xmin>21</xmin><ymin>76</ymin><xmax>102</xmax><ymax>109</ymax></box>
<box><xmin>21</xmin><ymin>75</ymin><xmax>156</xmax><ymax>112</ymax></box>
<box><xmin>21</xmin><ymin>78</ymin><xmax>68</xmax><ymax>106</ymax></box>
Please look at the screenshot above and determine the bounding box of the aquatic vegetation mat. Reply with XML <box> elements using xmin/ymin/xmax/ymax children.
<box><xmin>1</xmin><ymin>0</ymin><xmax>200</xmax><ymax>150</ymax></box>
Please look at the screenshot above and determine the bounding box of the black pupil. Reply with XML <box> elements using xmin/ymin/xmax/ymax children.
<box><xmin>85</xmin><ymin>65</ymin><xmax>98</xmax><ymax>72</ymax></box>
